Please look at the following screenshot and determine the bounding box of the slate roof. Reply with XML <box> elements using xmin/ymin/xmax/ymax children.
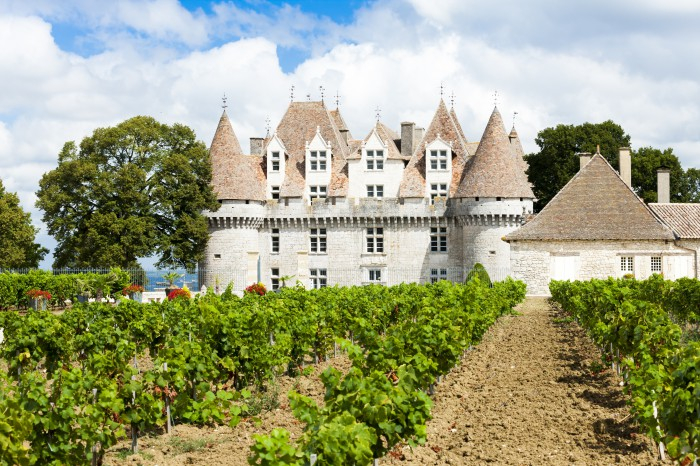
<box><xmin>649</xmin><ymin>203</ymin><xmax>700</xmax><ymax>239</ymax></box>
<box><xmin>399</xmin><ymin>99</ymin><xmax>471</xmax><ymax>198</ymax></box>
<box><xmin>454</xmin><ymin>108</ymin><xmax>534</xmax><ymax>199</ymax></box>
<box><xmin>268</xmin><ymin>101</ymin><xmax>350</xmax><ymax>197</ymax></box>
<box><xmin>505</xmin><ymin>154</ymin><xmax>675</xmax><ymax>241</ymax></box>
<box><xmin>209</xmin><ymin>110</ymin><xmax>266</xmax><ymax>201</ymax></box>
<box><xmin>508</xmin><ymin>126</ymin><xmax>530</xmax><ymax>174</ymax></box>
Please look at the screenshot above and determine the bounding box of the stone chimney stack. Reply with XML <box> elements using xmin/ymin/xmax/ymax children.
<box><xmin>619</xmin><ymin>147</ymin><xmax>632</xmax><ymax>188</ymax></box>
<box><xmin>401</xmin><ymin>122</ymin><xmax>415</xmax><ymax>157</ymax></box>
<box><xmin>339</xmin><ymin>129</ymin><xmax>349</xmax><ymax>146</ymax></box>
<box><xmin>250</xmin><ymin>137</ymin><xmax>264</xmax><ymax>156</ymax></box>
<box><xmin>578</xmin><ymin>152</ymin><xmax>592</xmax><ymax>170</ymax></box>
<box><xmin>414</xmin><ymin>127</ymin><xmax>425</xmax><ymax>146</ymax></box>
<box><xmin>657</xmin><ymin>167</ymin><xmax>671</xmax><ymax>203</ymax></box>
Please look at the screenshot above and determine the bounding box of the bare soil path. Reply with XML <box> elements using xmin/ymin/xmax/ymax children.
<box><xmin>385</xmin><ymin>297</ymin><xmax>664</xmax><ymax>466</ymax></box>
<box><xmin>105</xmin><ymin>297</ymin><xmax>664</xmax><ymax>466</ymax></box>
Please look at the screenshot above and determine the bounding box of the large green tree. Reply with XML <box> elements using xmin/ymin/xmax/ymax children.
<box><xmin>524</xmin><ymin>120</ymin><xmax>631</xmax><ymax>211</ymax></box>
<box><xmin>36</xmin><ymin>116</ymin><xmax>218</xmax><ymax>269</ymax></box>
<box><xmin>630</xmin><ymin>146</ymin><xmax>689</xmax><ymax>203</ymax></box>
<box><xmin>0</xmin><ymin>179</ymin><xmax>48</xmax><ymax>268</ymax></box>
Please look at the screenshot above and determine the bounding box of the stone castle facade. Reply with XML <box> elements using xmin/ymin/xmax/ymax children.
<box><xmin>200</xmin><ymin>98</ymin><xmax>534</xmax><ymax>291</ymax></box>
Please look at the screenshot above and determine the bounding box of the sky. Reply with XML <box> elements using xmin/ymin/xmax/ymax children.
<box><xmin>1</xmin><ymin>0</ymin><xmax>699</xmax><ymax>268</ymax></box>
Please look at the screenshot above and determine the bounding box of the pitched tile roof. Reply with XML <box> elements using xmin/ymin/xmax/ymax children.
<box><xmin>649</xmin><ymin>203</ymin><xmax>700</xmax><ymax>239</ymax></box>
<box><xmin>454</xmin><ymin>108</ymin><xmax>534</xmax><ymax>199</ymax></box>
<box><xmin>399</xmin><ymin>99</ymin><xmax>471</xmax><ymax>198</ymax></box>
<box><xmin>209</xmin><ymin>110</ymin><xmax>266</xmax><ymax>201</ymax></box>
<box><xmin>505</xmin><ymin>154</ymin><xmax>675</xmax><ymax>241</ymax></box>
<box><xmin>508</xmin><ymin>126</ymin><xmax>530</xmax><ymax>174</ymax></box>
<box><xmin>270</xmin><ymin>101</ymin><xmax>350</xmax><ymax>197</ymax></box>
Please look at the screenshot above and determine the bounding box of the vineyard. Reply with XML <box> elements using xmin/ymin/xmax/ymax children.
<box><xmin>0</xmin><ymin>277</ymin><xmax>525</xmax><ymax>465</ymax></box>
<box><xmin>550</xmin><ymin>275</ymin><xmax>700</xmax><ymax>464</ymax></box>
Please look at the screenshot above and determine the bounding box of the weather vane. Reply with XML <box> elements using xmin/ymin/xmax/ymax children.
<box><xmin>493</xmin><ymin>90</ymin><xmax>499</xmax><ymax>106</ymax></box>
<box><xmin>222</xmin><ymin>93</ymin><xmax>227</xmax><ymax>110</ymax></box>
<box><xmin>319</xmin><ymin>85</ymin><xmax>325</xmax><ymax>102</ymax></box>
<box><xmin>513</xmin><ymin>111</ymin><xmax>518</xmax><ymax>127</ymax></box>
<box><xmin>450</xmin><ymin>91</ymin><xmax>455</xmax><ymax>109</ymax></box>
<box><xmin>375</xmin><ymin>106</ymin><xmax>381</xmax><ymax>122</ymax></box>
<box><xmin>265</xmin><ymin>117</ymin><xmax>271</xmax><ymax>136</ymax></box>
<box><xmin>440</xmin><ymin>82</ymin><xmax>444</xmax><ymax>98</ymax></box>
<box><xmin>290</xmin><ymin>85</ymin><xmax>295</xmax><ymax>102</ymax></box>
<box><xmin>307</xmin><ymin>93</ymin><xmax>311</xmax><ymax>101</ymax></box>
<box><xmin>335</xmin><ymin>91</ymin><xmax>341</xmax><ymax>108</ymax></box>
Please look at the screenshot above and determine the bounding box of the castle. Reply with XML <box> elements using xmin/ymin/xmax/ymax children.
<box><xmin>200</xmin><ymin>98</ymin><xmax>534</xmax><ymax>292</ymax></box>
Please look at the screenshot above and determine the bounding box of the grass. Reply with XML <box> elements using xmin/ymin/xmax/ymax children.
<box><xmin>168</xmin><ymin>434</ymin><xmax>224</xmax><ymax>454</ymax></box>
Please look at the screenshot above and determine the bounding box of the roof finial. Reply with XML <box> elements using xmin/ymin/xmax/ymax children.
<box><xmin>440</xmin><ymin>82</ymin><xmax>444</xmax><ymax>99</ymax></box>
<box><xmin>307</xmin><ymin>93</ymin><xmax>311</xmax><ymax>101</ymax></box>
<box><xmin>335</xmin><ymin>91</ymin><xmax>341</xmax><ymax>108</ymax></box>
<box><xmin>493</xmin><ymin>90</ymin><xmax>499</xmax><ymax>107</ymax></box>
<box><xmin>222</xmin><ymin>93</ymin><xmax>228</xmax><ymax>110</ymax></box>
<box><xmin>290</xmin><ymin>85</ymin><xmax>295</xmax><ymax>102</ymax></box>
<box><xmin>596</xmin><ymin>144</ymin><xmax>601</xmax><ymax>154</ymax></box>
<box><xmin>265</xmin><ymin>117</ymin><xmax>271</xmax><ymax>137</ymax></box>
<box><xmin>319</xmin><ymin>85</ymin><xmax>325</xmax><ymax>102</ymax></box>
<box><xmin>512</xmin><ymin>111</ymin><xmax>518</xmax><ymax>127</ymax></box>
<box><xmin>450</xmin><ymin>91</ymin><xmax>455</xmax><ymax>109</ymax></box>
<box><xmin>375</xmin><ymin>106</ymin><xmax>381</xmax><ymax>122</ymax></box>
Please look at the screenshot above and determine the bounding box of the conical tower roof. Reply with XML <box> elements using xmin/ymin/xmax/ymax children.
<box><xmin>508</xmin><ymin>125</ymin><xmax>529</xmax><ymax>174</ymax></box>
<box><xmin>209</xmin><ymin>110</ymin><xmax>265</xmax><ymax>201</ymax></box>
<box><xmin>505</xmin><ymin>154</ymin><xmax>675</xmax><ymax>241</ymax></box>
<box><xmin>454</xmin><ymin>107</ymin><xmax>533</xmax><ymax>198</ymax></box>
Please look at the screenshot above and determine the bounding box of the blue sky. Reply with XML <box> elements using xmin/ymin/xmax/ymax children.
<box><xmin>0</xmin><ymin>0</ymin><xmax>699</xmax><ymax>268</ymax></box>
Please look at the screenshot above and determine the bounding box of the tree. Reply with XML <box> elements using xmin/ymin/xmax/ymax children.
<box><xmin>524</xmin><ymin>120</ymin><xmax>631</xmax><ymax>211</ymax></box>
<box><xmin>0</xmin><ymin>179</ymin><xmax>48</xmax><ymax>268</ymax></box>
<box><xmin>36</xmin><ymin>116</ymin><xmax>218</xmax><ymax>270</ymax></box>
<box><xmin>683</xmin><ymin>168</ymin><xmax>700</xmax><ymax>203</ymax></box>
<box><xmin>630</xmin><ymin>147</ymin><xmax>687</xmax><ymax>203</ymax></box>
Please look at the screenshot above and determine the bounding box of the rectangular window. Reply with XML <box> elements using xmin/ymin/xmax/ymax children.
<box><xmin>310</xmin><ymin>228</ymin><xmax>327</xmax><ymax>254</ymax></box>
<box><xmin>271</xmin><ymin>228</ymin><xmax>279</xmax><ymax>253</ymax></box>
<box><xmin>310</xmin><ymin>268</ymin><xmax>327</xmax><ymax>289</ymax></box>
<box><xmin>430</xmin><ymin>226</ymin><xmax>448</xmax><ymax>252</ymax></box>
<box><xmin>271</xmin><ymin>185</ymin><xmax>280</xmax><ymax>200</ymax></box>
<box><xmin>309</xmin><ymin>185</ymin><xmax>327</xmax><ymax>201</ymax></box>
<box><xmin>429</xmin><ymin>149</ymin><xmax>448</xmax><ymax>170</ymax></box>
<box><xmin>368</xmin><ymin>268</ymin><xmax>382</xmax><ymax>283</ymax></box>
<box><xmin>621</xmin><ymin>256</ymin><xmax>634</xmax><ymax>273</ymax></box>
<box><xmin>651</xmin><ymin>256</ymin><xmax>662</xmax><ymax>273</ymax></box>
<box><xmin>366</xmin><ymin>149</ymin><xmax>384</xmax><ymax>170</ymax></box>
<box><xmin>271</xmin><ymin>268</ymin><xmax>280</xmax><ymax>290</ymax></box>
<box><xmin>430</xmin><ymin>268</ymin><xmax>448</xmax><ymax>283</ymax></box>
<box><xmin>366</xmin><ymin>185</ymin><xmax>384</xmax><ymax>198</ymax></box>
<box><xmin>366</xmin><ymin>227</ymin><xmax>384</xmax><ymax>253</ymax></box>
<box><xmin>430</xmin><ymin>183</ymin><xmax>448</xmax><ymax>204</ymax></box>
<box><xmin>271</xmin><ymin>151</ymin><xmax>280</xmax><ymax>172</ymax></box>
<box><xmin>310</xmin><ymin>150</ymin><xmax>327</xmax><ymax>171</ymax></box>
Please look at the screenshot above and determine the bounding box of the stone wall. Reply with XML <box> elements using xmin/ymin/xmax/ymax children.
<box><xmin>510</xmin><ymin>240</ymin><xmax>696</xmax><ymax>296</ymax></box>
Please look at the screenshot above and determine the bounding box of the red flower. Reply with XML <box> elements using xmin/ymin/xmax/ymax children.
<box><xmin>26</xmin><ymin>289</ymin><xmax>52</xmax><ymax>301</ymax></box>
<box><xmin>167</xmin><ymin>288</ymin><xmax>191</xmax><ymax>300</ymax></box>
<box><xmin>245</xmin><ymin>282</ymin><xmax>266</xmax><ymax>296</ymax></box>
<box><xmin>122</xmin><ymin>284</ymin><xmax>145</xmax><ymax>295</ymax></box>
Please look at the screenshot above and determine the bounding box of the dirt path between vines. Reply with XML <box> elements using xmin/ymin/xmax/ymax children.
<box><xmin>105</xmin><ymin>297</ymin><xmax>665</xmax><ymax>466</ymax></box>
<box><xmin>385</xmin><ymin>297</ymin><xmax>664</xmax><ymax>466</ymax></box>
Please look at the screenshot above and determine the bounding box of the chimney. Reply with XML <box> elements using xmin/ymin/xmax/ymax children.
<box><xmin>657</xmin><ymin>167</ymin><xmax>671</xmax><ymax>203</ymax></box>
<box><xmin>578</xmin><ymin>152</ymin><xmax>592</xmax><ymax>170</ymax></box>
<box><xmin>401</xmin><ymin>122</ymin><xmax>415</xmax><ymax>157</ymax></box>
<box><xmin>619</xmin><ymin>147</ymin><xmax>631</xmax><ymax>188</ymax></box>
<box><xmin>339</xmin><ymin>129</ymin><xmax>349</xmax><ymax>146</ymax></box>
<box><xmin>414</xmin><ymin>127</ymin><xmax>425</xmax><ymax>147</ymax></box>
<box><xmin>250</xmin><ymin>137</ymin><xmax>264</xmax><ymax>156</ymax></box>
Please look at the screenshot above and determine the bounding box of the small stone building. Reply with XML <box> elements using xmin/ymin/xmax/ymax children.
<box><xmin>505</xmin><ymin>152</ymin><xmax>695</xmax><ymax>295</ymax></box>
<box><xmin>649</xmin><ymin>203</ymin><xmax>700</xmax><ymax>277</ymax></box>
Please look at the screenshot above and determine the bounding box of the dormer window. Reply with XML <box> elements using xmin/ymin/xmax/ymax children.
<box><xmin>271</xmin><ymin>151</ymin><xmax>280</xmax><ymax>172</ymax></box>
<box><xmin>271</xmin><ymin>186</ymin><xmax>280</xmax><ymax>200</ymax></box>
<box><xmin>310</xmin><ymin>150</ymin><xmax>327</xmax><ymax>171</ymax></box>
<box><xmin>309</xmin><ymin>185</ymin><xmax>327</xmax><ymax>201</ymax></box>
<box><xmin>429</xmin><ymin>149</ymin><xmax>448</xmax><ymax>170</ymax></box>
<box><xmin>430</xmin><ymin>183</ymin><xmax>448</xmax><ymax>204</ymax></box>
<box><xmin>366</xmin><ymin>150</ymin><xmax>384</xmax><ymax>170</ymax></box>
<box><xmin>367</xmin><ymin>185</ymin><xmax>384</xmax><ymax>198</ymax></box>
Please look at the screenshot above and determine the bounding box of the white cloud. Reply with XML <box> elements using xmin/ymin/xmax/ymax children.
<box><xmin>1</xmin><ymin>0</ymin><xmax>700</xmax><ymax>267</ymax></box>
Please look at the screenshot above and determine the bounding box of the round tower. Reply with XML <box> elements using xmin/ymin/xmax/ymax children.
<box><xmin>451</xmin><ymin>107</ymin><xmax>534</xmax><ymax>279</ymax></box>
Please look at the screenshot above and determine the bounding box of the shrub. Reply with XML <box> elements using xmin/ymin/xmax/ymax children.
<box><xmin>466</xmin><ymin>263</ymin><xmax>491</xmax><ymax>287</ymax></box>
<box><xmin>167</xmin><ymin>287</ymin><xmax>191</xmax><ymax>300</ymax></box>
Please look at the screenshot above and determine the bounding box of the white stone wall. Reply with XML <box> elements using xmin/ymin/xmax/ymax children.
<box><xmin>424</xmin><ymin>138</ymin><xmax>453</xmax><ymax>199</ymax></box>
<box><xmin>463</xmin><ymin>224</ymin><xmax>514</xmax><ymax>279</ymax></box>
<box><xmin>510</xmin><ymin>240</ymin><xmax>696</xmax><ymax>296</ymax></box>
<box><xmin>266</xmin><ymin>136</ymin><xmax>286</xmax><ymax>198</ymax></box>
<box><xmin>347</xmin><ymin>158</ymin><xmax>405</xmax><ymax>199</ymax></box>
<box><xmin>678</xmin><ymin>239</ymin><xmax>700</xmax><ymax>278</ymax></box>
